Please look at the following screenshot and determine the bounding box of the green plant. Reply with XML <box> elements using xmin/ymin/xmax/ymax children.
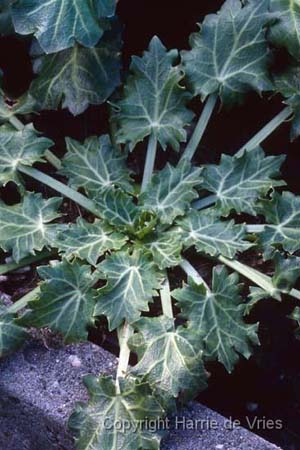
<box><xmin>0</xmin><ymin>0</ymin><xmax>300</xmax><ymax>448</ymax></box>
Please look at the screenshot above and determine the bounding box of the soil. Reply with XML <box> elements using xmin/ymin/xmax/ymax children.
<box><xmin>1</xmin><ymin>1</ymin><xmax>300</xmax><ymax>450</ymax></box>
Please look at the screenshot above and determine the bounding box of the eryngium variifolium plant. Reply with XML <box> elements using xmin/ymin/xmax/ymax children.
<box><xmin>0</xmin><ymin>1</ymin><xmax>300</xmax><ymax>448</ymax></box>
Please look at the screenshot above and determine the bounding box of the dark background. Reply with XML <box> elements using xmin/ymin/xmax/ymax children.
<box><xmin>1</xmin><ymin>1</ymin><xmax>300</xmax><ymax>449</ymax></box>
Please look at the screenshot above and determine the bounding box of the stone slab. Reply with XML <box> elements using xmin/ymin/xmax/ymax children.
<box><xmin>161</xmin><ymin>403</ymin><xmax>281</xmax><ymax>450</ymax></box>
<box><xmin>0</xmin><ymin>340</ymin><xmax>281</xmax><ymax>450</ymax></box>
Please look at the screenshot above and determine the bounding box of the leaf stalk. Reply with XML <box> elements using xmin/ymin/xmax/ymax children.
<box><xmin>246</xmin><ymin>224</ymin><xmax>266</xmax><ymax>233</ymax></box>
<box><xmin>218</xmin><ymin>255</ymin><xmax>280</xmax><ymax>298</ymax></box>
<box><xmin>141</xmin><ymin>133</ymin><xmax>158</xmax><ymax>193</ymax></box>
<box><xmin>9</xmin><ymin>115</ymin><xmax>24</xmax><ymax>131</ymax></box>
<box><xmin>193</xmin><ymin>194</ymin><xmax>217</xmax><ymax>211</ymax></box>
<box><xmin>236</xmin><ymin>106</ymin><xmax>293</xmax><ymax>156</ymax></box>
<box><xmin>0</xmin><ymin>250</ymin><xmax>54</xmax><ymax>276</ymax></box>
<box><xmin>180</xmin><ymin>258</ymin><xmax>210</xmax><ymax>290</ymax></box>
<box><xmin>116</xmin><ymin>322</ymin><xmax>134</xmax><ymax>393</ymax></box>
<box><xmin>218</xmin><ymin>255</ymin><xmax>300</xmax><ymax>301</ymax></box>
<box><xmin>7</xmin><ymin>286</ymin><xmax>40</xmax><ymax>314</ymax></box>
<box><xmin>160</xmin><ymin>277</ymin><xmax>173</xmax><ymax>319</ymax></box>
<box><xmin>18</xmin><ymin>165</ymin><xmax>103</xmax><ymax>218</ymax></box>
<box><xmin>180</xmin><ymin>93</ymin><xmax>218</xmax><ymax>162</ymax></box>
<box><xmin>44</xmin><ymin>150</ymin><xmax>62</xmax><ymax>170</ymax></box>
<box><xmin>193</xmin><ymin>106</ymin><xmax>293</xmax><ymax>211</ymax></box>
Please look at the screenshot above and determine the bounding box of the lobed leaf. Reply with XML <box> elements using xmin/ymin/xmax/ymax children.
<box><xmin>201</xmin><ymin>147</ymin><xmax>285</xmax><ymax>215</ymax></box>
<box><xmin>95</xmin><ymin>250</ymin><xmax>163</xmax><ymax>330</ymax></box>
<box><xmin>244</xmin><ymin>287</ymin><xmax>271</xmax><ymax>316</ymax></box>
<box><xmin>242</xmin><ymin>253</ymin><xmax>300</xmax><ymax>314</ymax></box>
<box><xmin>112</xmin><ymin>36</ymin><xmax>194</xmax><ymax>151</ymax></box>
<box><xmin>69</xmin><ymin>375</ymin><xmax>163</xmax><ymax>450</ymax></box>
<box><xmin>0</xmin><ymin>123</ymin><xmax>53</xmax><ymax>189</ymax></box>
<box><xmin>129</xmin><ymin>316</ymin><xmax>207</xmax><ymax>397</ymax></box>
<box><xmin>269</xmin><ymin>0</ymin><xmax>300</xmax><ymax>60</ymax></box>
<box><xmin>0</xmin><ymin>309</ymin><xmax>28</xmax><ymax>358</ymax></box>
<box><xmin>29</xmin><ymin>25</ymin><xmax>122</xmax><ymax>116</ymax></box>
<box><xmin>56</xmin><ymin>218</ymin><xmax>127</xmax><ymax>266</ymax></box>
<box><xmin>140</xmin><ymin>160</ymin><xmax>202</xmax><ymax>224</ymax></box>
<box><xmin>94</xmin><ymin>189</ymin><xmax>139</xmax><ymax>230</ymax></box>
<box><xmin>173</xmin><ymin>266</ymin><xmax>259</xmax><ymax>372</ymax></box>
<box><xmin>0</xmin><ymin>192</ymin><xmax>61</xmax><ymax>262</ymax></box>
<box><xmin>0</xmin><ymin>1</ymin><xmax>13</xmax><ymax>36</ymax></box>
<box><xmin>132</xmin><ymin>210</ymin><xmax>158</xmax><ymax>240</ymax></box>
<box><xmin>0</xmin><ymin>71</ymin><xmax>38</xmax><ymax>120</ymax></box>
<box><xmin>0</xmin><ymin>93</ymin><xmax>38</xmax><ymax>121</ymax></box>
<box><xmin>288</xmin><ymin>306</ymin><xmax>300</xmax><ymax>340</ymax></box>
<box><xmin>182</xmin><ymin>0</ymin><xmax>273</xmax><ymax>105</ymax></box>
<box><xmin>19</xmin><ymin>260</ymin><xmax>98</xmax><ymax>343</ymax></box>
<box><xmin>140</xmin><ymin>231</ymin><xmax>183</xmax><ymax>270</ymax></box>
<box><xmin>178</xmin><ymin>209</ymin><xmax>252</xmax><ymax>258</ymax></box>
<box><xmin>258</xmin><ymin>191</ymin><xmax>300</xmax><ymax>257</ymax></box>
<box><xmin>12</xmin><ymin>0</ymin><xmax>117</xmax><ymax>54</ymax></box>
<box><xmin>272</xmin><ymin>253</ymin><xmax>300</xmax><ymax>293</ymax></box>
<box><xmin>61</xmin><ymin>135</ymin><xmax>133</xmax><ymax>197</ymax></box>
<box><xmin>274</xmin><ymin>64</ymin><xmax>300</xmax><ymax>140</ymax></box>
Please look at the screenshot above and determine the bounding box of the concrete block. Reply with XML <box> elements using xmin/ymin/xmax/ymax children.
<box><xmin>0</xmin><ymin>340</ymin><xmax>281</xmax><ymax>450</ymax></box>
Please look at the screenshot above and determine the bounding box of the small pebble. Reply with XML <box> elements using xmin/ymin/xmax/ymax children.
<box><xmin>215</xmin><ymin>445</ymin><xmax>224</xmax><ymax>450</ymax></box>
<box><xmin>5</xmin><ymin>256</ymin><xmax>13</xmax><ymax>264</ymax></box>
<box><xmin>68</xmin><ymin>355</ymin><xmax>82</xmax><ymax>368</ymax></box>
<box><xmin>0</xmin><ymin>292</ymin><xmax>12</xmax><ymax>303</ymax></box>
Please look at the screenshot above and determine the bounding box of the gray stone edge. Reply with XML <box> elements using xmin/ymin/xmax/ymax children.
<box><xmin>0</xmin><ymin>340</ymin><xmax>281</xmax><ymax>450</ymax></box>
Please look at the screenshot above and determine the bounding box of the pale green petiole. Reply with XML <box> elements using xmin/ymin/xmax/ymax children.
<box><xmin>218</xmin><ymin>255</ymin><xmax>280</xmax><ymax>299</ymax></box>
<box><xmin>0</xmin><ymin>250</ymin><xmax>54</xmax><ymax>276</ymax></box>
<box><xmin>44</xmin><ymin>150</ymin><xmax>62</xmax><ymax>170</ymax></box>
<box><xmin>181</xmin><ymin>255</ymin><xmax>300</xmax><ymax>302</ymax></box>
<box><xmin>180</xmin><ymin>93</ymin><xmax>218</xmax><ymax>163</ymax></box>
<box><xmin>193</xmin><ymin>194</ymin><xmax>217</xmax><ymax>211</ymax></box>
<box><xmin>180</xmin><ymin>258</ymin><xmax>210</xmax><ymax>290</ymax></box>
<box><xmin>246</xmin><ymin>224</ymin><xmax>266</xmax><ymax>233</ymax></box>
<box><xmin>18</xmin><ymin>165</ymin><xmax>102</xmax><ymax>218</ymax></box>
<box><xmin>236</xmin><ymin>106</ymin><xmax>293</xmax><ymax>156</ymax></box>
<box><xmin>116</xmin><ymin>321</ymin><xmax>134</xmax><ymax>393</ymax></box>
<box><xmin>7</xmin><ymin>286</ymin><xmax>41</xmax><ymax>314</ymax></box>
<box><xmin>218</xmin><ymin>255</ymin><xmax>300</xmax><ymax>301</ymax></box>
<box><xmin>160</xmin><ymin>276</ymin><xmax>174</xmax><ymax>319</ymax></box>
<box><xmin>193</xmin><ymin>105</ymin><xmax>293</xmax><ymax>210</ymax></box>
<box><xmin>8</xmin><ymin>115</ymin><xmax>25</xmax><ymax>131</ymax></box>
<box><xmin>141</xmin><ymin>133</ymin><xmax>158</xmax><ymax>193</ymax></box>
